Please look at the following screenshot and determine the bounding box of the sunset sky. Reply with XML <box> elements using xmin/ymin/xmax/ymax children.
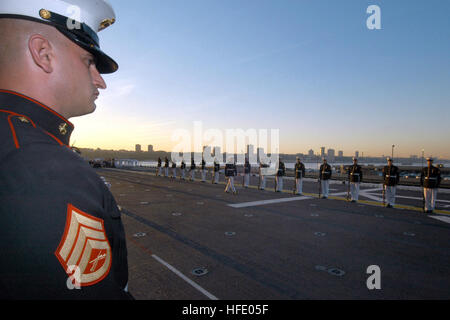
<box><xmin>70</xmin><ymin>0</ymin><xmax>450</xmax><ymax>159</ymax></box>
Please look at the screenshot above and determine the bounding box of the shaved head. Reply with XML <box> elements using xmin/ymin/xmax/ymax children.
<box><xmin>0</xmin><ymin>18</ymin><xmax>106</xmax><ymax>119</ymax></box>
<box><xmin>0</xmin><ymin>19</ymin><xmax>64</xmax><ymax>71</ymax></box>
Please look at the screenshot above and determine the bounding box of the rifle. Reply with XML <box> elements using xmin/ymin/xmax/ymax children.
<box><xmin>422</xmin><ymin>188</ymin><xmax>425</xmax><ymax>213</ymax></box>
<box><xmin>293</xmin><ymin>171</ymin><xmax>297</xmax><ymax>195</ymax></box>
<box><xmin>293</xmin><ymin>176</ymin><xmax>297</xmax><ymax>195</ymax></box>
<box><xmin>318</xmin><ymin>177</ymin><xmax>322</xmax><ymax>198</ymax></box>
<box><xmin>318</xmin><ymin>165</ymin><xmax>323</xmax><ymax>198</ymax></box>
<box><xmin>346</xmin><ymin>181</ymin><xmax>351</xmax><ymax>201</ymax></box>
<box><xmin>382</xmin><ymin>166</ymin><xmax>389</xmax><ymax>207</ymax></box>
<box><xmin>423</xmin><ymin>167</ymin><xmax>429</xmax><ymax>213</ymax></box>
<box><xmin>346</xmin><ymin>166</ymin><xmax>351</xmax><ymax>201</ymax></box>
<box><xmin>258</xmin><ymin>168</ymin><xmax>261</xmax><ymax>189</ymax></box>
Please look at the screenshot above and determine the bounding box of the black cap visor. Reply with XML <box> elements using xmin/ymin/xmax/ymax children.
<box><xmin>55</xmin><ymin>25</ymin><xmax>118</xmax><ymax>74</ymax></box>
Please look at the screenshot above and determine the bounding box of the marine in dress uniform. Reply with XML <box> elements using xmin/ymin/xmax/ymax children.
<box><xmin>157</xmin><ymin>157</ymin><xmax>162</xmax><ymax>176</ymax></box>
<box><xmin>201</xmin><ymin>158</ymin><xmax>207</xmax><ymax>182</ymax></box>
<box><xmin>243</xmin><ymin>158</ymin><xmax>251</xmax><ymax>188</ymax></box>
<box><xmin>180</xmin><ymin>160</ymin><xmax>186</xmax><ymax>180</ymax></box>
<box><xmin>294</xmin><ymin>157</ymin><xmax>305</xmax><ymax>195</ymax></box>
<box><xmin>420</xmin><ymin>158</ymin><xmax>441</xmax><ymax>213</ymax></box>
<box><xmin>319</xmin><ymin>158</ymin><xmax>332</xmax><ymax>199</ymax></box>
<box><xmin>224</xmin><ymin>158</ymin><xmax>237</xmax><ymax>194</ymax></box>
<box><xmin>212</xmin><ymin>159</ymin><xmax>220</xmax><ymax>184</ymax></box>
<box><xmin>164</xmin><ymin>156</ymin><xmax>169</xmax><ymax>177</ymax></box>
<box><xmin>0</xmin><ymin>0</ymin><xmax>131</xmax><ymax>299</ymax></box>
<box><xmin>382</xmin><ymin>157</ymin><xmax>400</xmax><ymax>208</ymax></box>
<box><xmin>171</xmin><ymin>161</ymin><xmax>177</xmax><ymax>179</ymax></box>
<box><xmin>347</xmin><ymin>158</ymin><xmax>363</xmax><ymax>202</ymax></box>
<box><xmin>275</xmin><ymin>159</ymin><xmax>286</xmax><ymax>192</ymax></box>
<box><xmin>190</xmin><ymin>158</ymin><xmax>196</xmax><ymax>181</ymax></box>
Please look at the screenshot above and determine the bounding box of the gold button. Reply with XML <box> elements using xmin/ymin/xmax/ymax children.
<box><xmin>59</xmin><ymin>123</ymin><xmax>68</xmax><ymax>135</ymax></box>
<box><xmin>18</xmin><ymin>117</ymin><xmax>29</xmax><ymax>123</ymax></box>
<box><xmin>39</xmin><ymin>9</ymin><xmax>52</xmax><ymax>20</ymax></box>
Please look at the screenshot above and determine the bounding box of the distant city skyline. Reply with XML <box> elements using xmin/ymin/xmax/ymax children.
<box><xmin>84</xmin><ymin>143</ymin><xmax>448</xmax><ymax>161</ymax></box>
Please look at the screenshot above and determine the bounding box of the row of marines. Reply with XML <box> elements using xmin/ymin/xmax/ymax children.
<box><xmin>155</xmin><ymin>156</ymin><xmax>442</xmax><ymax>213</ymax></box>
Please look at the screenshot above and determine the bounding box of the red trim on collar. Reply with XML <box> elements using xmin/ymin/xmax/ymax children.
<box><xmin>43</xmin><ymin>130</ymin><xmax>71</xmax><ymax>150</ymax></box>
<box><xmin>7</xmin><ymin>115</ymin><xmax>20</xmax><ymax>149</ymax></box>
<box><xmin>1</xmin><ymin>109</ymin><xmax>37</xmax><ymax>149</ymax></box>
<box><xmin>0</xmin><ymin>89</ymin><xmax>73</xmax><ymax>128</ymax></box>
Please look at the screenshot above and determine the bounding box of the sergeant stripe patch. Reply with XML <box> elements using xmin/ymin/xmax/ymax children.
<box><xmin>55</xmin><ymin>204</ymin><xmax>112</xmax><ymax>287</ymax></box>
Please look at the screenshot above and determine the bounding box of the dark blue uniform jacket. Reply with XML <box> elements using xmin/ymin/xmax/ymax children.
<box><xmin>0</xmin><ymin>90</ymin><xmax>131</xmax><ymax>300</ymax></box>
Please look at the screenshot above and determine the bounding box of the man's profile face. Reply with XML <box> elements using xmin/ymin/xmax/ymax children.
<box><xmin>55</xmin><ymin>36</ymin><xmax>106</xmax><ymax>118</ymax></box>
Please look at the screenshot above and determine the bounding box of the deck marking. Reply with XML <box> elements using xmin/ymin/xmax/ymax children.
<box><xmin>384</xmin><ymin>195</ymin><xmax>450</xmax><ymax>204</ymax></box>
<box><xmin>151</xmin><ymin>254</ymin><xmax>219</xmax><ymax>300</ymax></box>
<box><xmin>228</xmin><ymin>196</ymin><xmax>312</xmax><ymax>208</ymax></box>
<box><xmin>127</xmin><ymin>236</ymin><xmax>218</xmax><ymax>300</ymax></box>
<box><xmin>429</xmin><ymin>215</ymin><xmax>450</xmax><ymax>225</ymax></box>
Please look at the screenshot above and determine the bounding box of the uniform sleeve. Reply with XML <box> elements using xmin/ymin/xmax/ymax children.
<box><xmin>0</xmin><ymin>144</ymin><xmax>130</xmax><ymax>300</ymax></box>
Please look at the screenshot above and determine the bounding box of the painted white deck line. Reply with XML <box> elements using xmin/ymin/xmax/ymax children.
<box><xmin>228</xmin><ymin>196</ymin><xmax>312</xmax><ymax>208</ymax></box>
<box><xmin>151</xmin><ymin>254</ymin><xmax>219</xmax><ymax>300</ymax></box>
<box><xmin>429</xmin><ymin>215</ymin><xmax>450</xmax><ymax>225</ymax></box>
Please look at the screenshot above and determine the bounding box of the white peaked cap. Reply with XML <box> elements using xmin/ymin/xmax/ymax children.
<box><xmin>0</xmin><ymin>0</ymin><xmax>118</xmax><ymax>73</ymax></box>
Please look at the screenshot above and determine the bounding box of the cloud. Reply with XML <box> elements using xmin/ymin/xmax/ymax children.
<box><xmin>98</xmin><ymin>79</ymin><xmax>136</xmax><ymax>102</ymax></box>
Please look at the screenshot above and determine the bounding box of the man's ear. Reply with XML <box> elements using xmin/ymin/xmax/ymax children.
<box><xmin>28</xmin><ymin>34</ymin><xmax>54</xmax><ymax>73</ymax></box>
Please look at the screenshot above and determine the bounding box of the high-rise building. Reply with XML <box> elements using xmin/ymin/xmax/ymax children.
<box><xmin>355</xmin><ymin>151</ymin><xmax>359</xmax><ymax>159</ymax></box>
<box><xmin>135</xmin><ymin>144</ymin><xmax>141</xmax><ymax>152</ymax></box>
<box><xmin>213</xmin><ymin>146</ymin><xmax>222</xmax><ymax>162</ymax></box>
<box><xmin>327</xmin><ymin>148</ymin><xmax>335</xmax><ymax>158</ymax></box>
<box><xmin>257</xmin><ymin>147</ymin><xmax>265</xmax><ymax>163</ymax></box>
<box><xmin>203</xmin><ymin>146</ymin><xmax>211</xmax><ymax>158</ymax></box>
<box><xmin>147</xmin><ymin>145</ymin><xmax>153</xmax><ymax>152</ymax></box>
<box><xmin>308</xmin><ymin>149</ymin><xmax>315</xmax><ymax>157</ymax></box>
<box><xmin>338</xmin><ymin>150</ymin><xmax>344</xmax><ymax>157</ymax></box>
<box><xmin>320</xmin><ymin>147</ymin><xmax>325</xmax><ymax>157</ymax></box>
<box><xmin>247</xmin><ymin>144</ymin><xmax>254</xmax><ymax>157</ymax></box>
